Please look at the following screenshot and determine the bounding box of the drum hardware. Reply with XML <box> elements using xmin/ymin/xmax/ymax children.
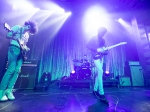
<box><xmin>73</xmin><ymin>59</ymin><xmax>92</xmax><ymax>80</ymax></box>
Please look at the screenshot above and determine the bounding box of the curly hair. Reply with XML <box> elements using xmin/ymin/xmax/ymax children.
<box><xmin>24</xmin><ymin>20</ymin><xmax>38</xmax><ymax>35</ymax></box>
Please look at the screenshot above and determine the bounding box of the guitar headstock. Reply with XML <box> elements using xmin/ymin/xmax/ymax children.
<box><xmin>4</xmin><ymin>23</ymin><xmax>11</xmax><ymax>32</ymax></box>
<box><xmin>119</xmin><ymin>42</ymin><xmax>127</xmax><ymax>45</ymax></box>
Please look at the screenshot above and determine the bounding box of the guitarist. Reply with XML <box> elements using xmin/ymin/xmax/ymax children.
<box><xmin>86</xmin><ymin>27</ymin><xmax>109</xmax><ymax>104</ymax></box>
<box><xmin>0</xmin><ymin>20</ymin><xmax>38</xmax><ymax>101</ymax></box>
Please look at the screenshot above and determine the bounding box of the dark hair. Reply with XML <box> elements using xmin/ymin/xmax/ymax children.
<box><xmin>24</xmin><ymin>20</ymin><xmax>38</xmax><ymax>35</ymax></box>
<box><xmin>98</xmin><ymin>27</ymin><xmax>107</xmax><ymax>33</ymax></box>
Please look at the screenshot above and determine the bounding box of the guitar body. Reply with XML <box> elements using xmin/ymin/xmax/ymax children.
<box><xmin>92</xmin><ymin>42</ymin><xmax>127</xmax><ymax>60</ymax></box>
<box><xmin>17</xmin><ymin>40</ymin><xmax>27</xmax><ymax>62</ymax></box>
<box><xmin>21</xmin><ymin>52</ymin><xmax>27</xmax><ymax>62</ymax></box>
<box><xmin>92</xmin><ymin>51</ymin><xmax>108</xmax><ymax>60</ymax></box>
<box><xmin>21</xmin><ymin>50</ymin><xmax>27</xmax><ymax>62</ymax></box>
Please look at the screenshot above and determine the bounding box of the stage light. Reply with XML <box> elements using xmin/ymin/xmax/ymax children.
<box><xmin>115</xmin><ymin>18</ymin><xmax>122</xmax><ymax>22</ymax></box>
<box><xmin>71</xmin><ymin>70</ymin><xmax>75</xmax><ymax>74</ymax></box>
<box><xmin>54</xmin><ymin>8</ymin><xmax>65</xmax><ymax>14</ymax></box>
<box><xmin>103</xmin><ymin>71</ymin><xmax>113</xmax><ymax>80</ymax></box>
<box><xmin>117</xmin><ymin>18</ymin><xmax>132</xmax><ymax>36</ymax></box>
<box><xmin>118</xmin><ymin>18</ymin><xmax>123</xmax><ymax>23</ymax></box>
<box><xmin>105</xmin><ymin>71</ymin><xmax>109</xmax><ymax>75</ymax></box>
<box><xmin>58</xmin><ymin>8</ymin><xmax>65</xmax><ymax>13</ymax></box>
<box><xmin>66</xmin><ymin>12</ymin><xmax>72</xmax><ymax>16</ymax></box>
<box><xmin>82</xmin><ymin>4</ymin><xmax>111</xmax><ymax>39</ymax></box>
<box><xmin>70</xmin><ymin>70</ymin><xmax>77</xmax><ymax>80</ymax></box>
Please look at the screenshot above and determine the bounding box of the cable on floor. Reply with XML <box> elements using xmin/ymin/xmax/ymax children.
<box><xmin>54</xmin><ymin>95</ymin><xmax>67</xmax><ymax>112</ymax></box>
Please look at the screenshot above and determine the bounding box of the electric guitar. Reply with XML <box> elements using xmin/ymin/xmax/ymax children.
<box><xmin>4</xmin><ymin>23</ymin><xmax>28</xmax><ymax>61</ymax></box>
<box><xmin>93</xmin><ymin>42</ymin><xmax>127</xmax><ymax>59</ymax></box>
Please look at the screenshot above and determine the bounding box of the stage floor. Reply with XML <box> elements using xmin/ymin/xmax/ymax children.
<box><xmin>0</xmin><ymin>81</ymin><xmax>150</xmax><ymax>112</ymax></box>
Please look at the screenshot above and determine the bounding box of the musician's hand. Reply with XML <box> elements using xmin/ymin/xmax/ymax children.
<box><xmin>97</xmin><ymin>47</ymin><xmax>104</xmax><ymax>52</ymax></box>
<box><xmin>26</xmin><ymin>47</ymin><xmax>30</xmax><ymax>51</ymax></box>
<box><xmin>105</xmin><ymin>46</ymin><xmax>108</xmax><ymax>51</ymax></box>
<box><xmin>97</xmin><ymin>46</ymin><xmax>109</xmax><ymax>52</ymax></box>
<box><xmin>24</xmin><ymin>46</ymin><xmax>30</xmax><ymax>51</ymax></box>
<box><xmin>12</xmin><ymin>33</ymin><xmax>21</xmax><ymax>40</ymax></box>
<box><xmin>6</xmin><ymin>32</ymin><xmax>19</xmax><ymax>40</ymax></box>
<box><xmin>97</xmin><ymin>48</ymin><xmax>101</xmax><ymax>52</ymax></box>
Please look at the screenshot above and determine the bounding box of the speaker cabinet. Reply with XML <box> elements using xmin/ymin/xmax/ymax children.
<box><xmin>124</xmin><ymin>61</ymin><xmax>145</xmax><ymax>86</ymax></box>
<box><xmin>130</xmin><ymin>65</ymin><xmax>144</xmax><ymax>86</ymax></box>
<box><xmin>119</xmin><ymin>77</ymin><xmax>131</xmax><ymax>86</ymax></box>
<box><xmin>14</xmin><ymin>66</ymin><xmax>38</xmax><ymax>89</ymax></box>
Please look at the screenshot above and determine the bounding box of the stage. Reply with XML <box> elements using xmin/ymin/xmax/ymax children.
<box><xmin>0</xmin><ymin>82</ymin><xmax>150</xmax><ymax>112</ymax></box>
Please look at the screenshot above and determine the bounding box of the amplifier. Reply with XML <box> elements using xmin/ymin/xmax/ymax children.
<box><xmin>128</xmin><ymin>61</ymin><xmax>140</xmax><ymax>66</ymax></box>
<box><xmin>14</xmin><ymin>59</ymin><xmax>39</xmax><ymax>89</ymax></box>
<box><xmin>22</xmin><ymin>59</ymin><xmax>39</xmax><ymax>67</ymax></box>
<box><xmin>4</xmin><ymin>59</ymin><xmax>39</xmax><ymax>68</ymax></box>
<box><xmin>130</xmin><ymin>65</ymin><xmax>144</xmax><ymax>86</ymax></box>
<box><xmin>14</xmin><ymin>65</ymin><xmax>38</xmax><ymax>89</ymax></box>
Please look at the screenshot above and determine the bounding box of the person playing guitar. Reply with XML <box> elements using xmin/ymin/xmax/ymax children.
<box><xmin>86</xmin><ymin>27</ymin><xmax>127</xmax><ymax>104</ymax></box>
<box><xmin>86</xmin><ymin>27</ymin><xmax>109</xmax><ymax>104</ymax></box>
<box><xmin>0</xmin><ymin>20</ymin><xmax>38</xmax><ymax>101</ymax></box>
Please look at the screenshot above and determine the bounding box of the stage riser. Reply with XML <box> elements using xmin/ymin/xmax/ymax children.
<box><xmin>59</xmin><ymin>79</ymin><xmax>119</xmax><ymax>89</ymax></box>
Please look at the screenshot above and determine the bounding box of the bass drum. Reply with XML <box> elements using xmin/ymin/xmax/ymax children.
<box><xmin>78</xmin><ymin>67</ymin><xmax>91</xmax><ymax>80</ymax></box>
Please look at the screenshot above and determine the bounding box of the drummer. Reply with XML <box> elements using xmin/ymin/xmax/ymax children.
<box><xmin>81</xmin><ymin>55</ymin><xmax>90</xmax><ymax>68</ymax></box>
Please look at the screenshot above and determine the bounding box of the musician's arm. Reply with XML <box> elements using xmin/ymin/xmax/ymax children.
<box><xmin>97</xmin><ymin>40</ymin><xmax>108</xmax><ymax>53</ymax></box>
<box><xmin>6</xmin><ymin>31</ymin><xmax>13</xmax><ymax>39</ymax></box>
<box><xmin>24</xmin><ymin>45</ymin><xmax>30</xmax><ymax>51</ymax></box>
<box><xmin>86</xmin><ymin>43</ymin><xmax>97</xmax><ymax>53</ymax></box>
<box><xmin>6</xmin><ymin>25</ymin><xmax>20</xmax><ymax>40</ymax></box>
<box><xmin>86</xmin><ymin>37</ymin><xmax>98</xmax><ymax>53</ymax></box>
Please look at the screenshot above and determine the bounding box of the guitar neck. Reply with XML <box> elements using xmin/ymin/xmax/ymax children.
<box><xmin>107</xmin><ymin>44</ymin><xmax>123</xmax><ymax>50</ymax></box>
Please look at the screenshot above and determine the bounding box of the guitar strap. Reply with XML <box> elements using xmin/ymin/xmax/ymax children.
<box><xmin>19</xmin><ymin>27</ymin><xmax>22</xmax><ymax>44</ymax></box>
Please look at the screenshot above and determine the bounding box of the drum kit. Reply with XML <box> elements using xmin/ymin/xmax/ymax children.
<box><xmin>72</xmin><ymin>59</ymin><xmax>93</xmax><ymax>80</ymax></box>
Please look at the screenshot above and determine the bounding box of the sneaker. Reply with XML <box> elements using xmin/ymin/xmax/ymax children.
<box><xmin>99</xmin><ymin>95</ymin><xmax>109</xmax><ymax>104</ymax></box>
<box><xmin>5</xmin><ymin>91</ymin><xmax>15</xmax><ymax>100</ymax></box>
<box><xmin>93</xmin><ymin>91</ymin><xmax>101</xmax><ymax>98</ymax></box>
<box><xmin>0</xmin><ymin>90</ymin><xmax>8</xmax><ymax>101</ymax></box>
<box><xmin>93</xmin><ymin>91</ymin><xmax>109</xmax><ymax>104</ymax></box>
<box><xmin>0</xmin><ymin>95</ymin><xmax>8</xmax><ymax>101</ymax></box>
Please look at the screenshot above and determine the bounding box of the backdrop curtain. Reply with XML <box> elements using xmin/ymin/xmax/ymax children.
<box><xmin>26</xmin><ymin>19</ymin><xmax>126</xmax><ymax>82</ymax></box>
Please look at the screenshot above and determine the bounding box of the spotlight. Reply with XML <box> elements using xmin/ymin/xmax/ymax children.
<box><xmin>70</xmin><ymin>70</ymin><xmax>77</xmax><ymax>80</ymax></box>
<box><xmin>71</xmin><ymin>70</ymin><xmax>75</xmax><ymax>74</ymax></box>
<box><xmin>64</xmin><ymin>12</ymin><xmax>72</xmax><ymax>16</ymax></box>
<box><xmin>103</xmin><ymin>71</ymin><xmax>112</xmax><ymax>80</ymax></box>
<box><xmin>67</xmin><ymin>12</ymin><xmax>72</xmax><ymax>15</ymax></box>
<box><xmin>59</xmin><ymin>8</ymin><xmax>65</xmax><ymax>13</ymax></box>
<box><xmin>105</xmin><ymin>71</ymin><xmax>109</xmax><ymax>75</ymax></box>
<box><xmin>118</xmin><ymin>18</ymin><xmax>123</xmax><ymax>22</ymax></box>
